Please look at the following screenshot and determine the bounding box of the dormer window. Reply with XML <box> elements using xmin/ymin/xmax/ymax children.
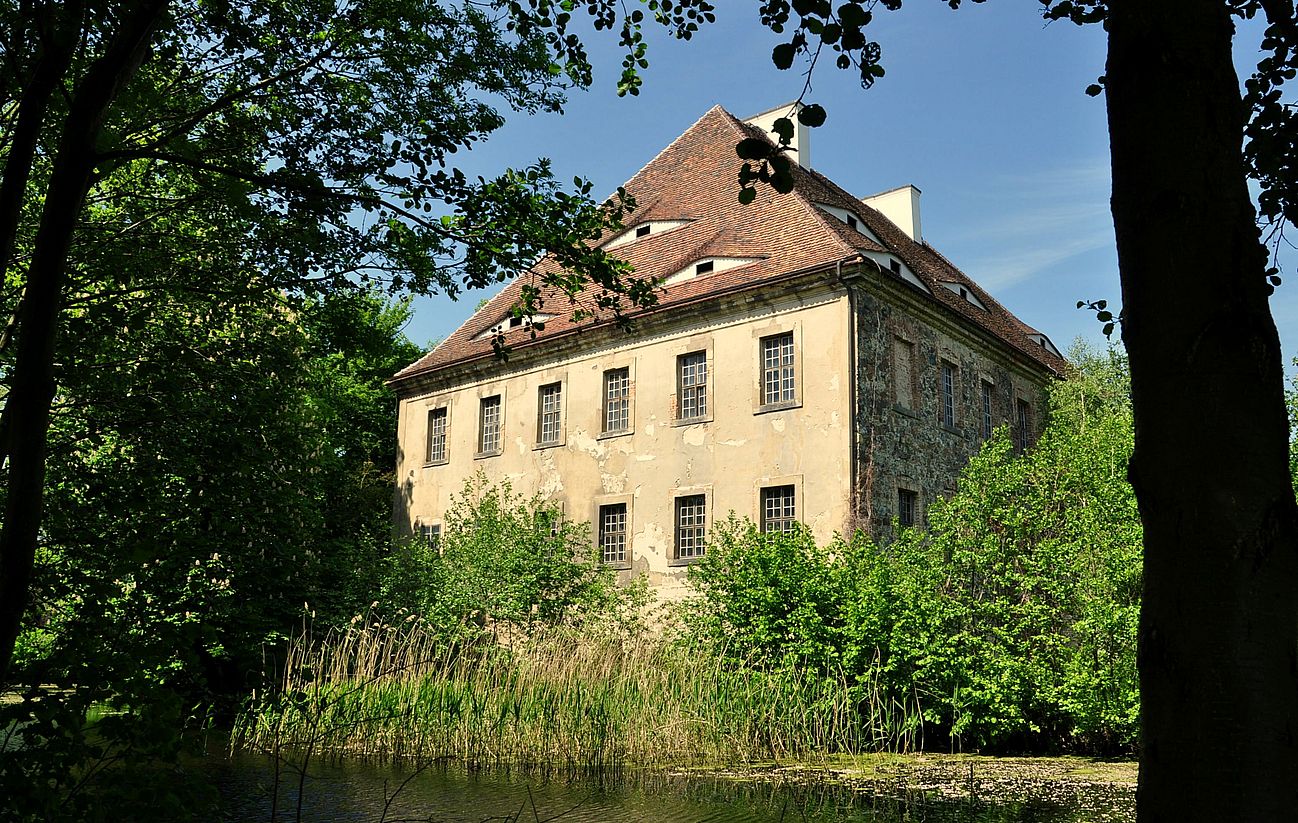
<box><xmin>939</xmin><ymin>281</ymin><xmax>989</xmax><ymax>310</ymax></box>
<box><xmin>472</xmin><ymin>311</ymin><xmax>558</xmax><ymax>341</ymax></box>
<box><xmin>813</xmin><ymin>203</ymin><xmax>883</xmax><ymax>244</ymax></box>
<box><xmin>663</xmin><ymin>256</ymin><xmax>763</xmax><ymax>286</ymax></box>
<box><xmin>601</xmin><ymin>219</ymin><xmax>692</xmax><ymax>250</ymax></box>
<box><xmin>864</xmin><ymin>252</ymin><xmax>932</xmax><ymax>294</ymax></box>
<box><xmin>1026</xmin><ymin>333</ymin><xmax>1063</xmax><ymax>357</ymax></box>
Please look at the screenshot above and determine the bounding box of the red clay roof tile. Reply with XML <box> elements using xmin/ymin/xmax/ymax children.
<box><xmin>393</xmin><ymin>105</ymin><xmax>1065</xmax><ymax>384</ymax></box>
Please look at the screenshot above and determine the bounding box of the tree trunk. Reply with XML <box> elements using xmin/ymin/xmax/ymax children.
<box><xmin>0</xmin><ymin>0</ymin><xmax>83</xmax><ymax>280</ymax></box>
<box><xmin>0</xmin><ymin>0</ymin><xmax>168</xmax><ymax>684</ymax></box>
<box><xmin>1106</xmin><ymin>1</ymin><xmax>1298</xmax><ymax>818</ymax></box>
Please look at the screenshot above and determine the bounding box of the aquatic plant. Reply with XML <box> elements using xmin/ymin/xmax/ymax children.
<box><xmin>233</xmin><ymin>618</ymin><xmax>923</xmax><ymax>767</ymax></box>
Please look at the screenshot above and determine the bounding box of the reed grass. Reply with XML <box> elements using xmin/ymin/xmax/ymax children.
<box><xmin>233</xmin><ymin>618</ymin><xmax>923</xmax><ymax>768</ymax></box>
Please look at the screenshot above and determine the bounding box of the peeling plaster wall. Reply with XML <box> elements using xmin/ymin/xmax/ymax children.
<box><xmin>395</xmin><ymin>286</ymin><xmax>855</xmax><ymax>600</ymax></box>
<box><xmin>848</xmin><ymin>278</ymin><xmax>1053</xmax><ymax>535</ymax></box>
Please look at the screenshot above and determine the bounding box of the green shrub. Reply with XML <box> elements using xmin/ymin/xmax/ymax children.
<box><xmin>681</xmin><ymin>343</ymin><xmax>1141</xmax><ymax>755</ymax></box>
<box><xmin>686</xmin><ymin>517</ymin><xmax>849</xmax><ymax>672</ymax></box>
<box><xmin>382</xmin><ymin>473</ymin><xmax>624</xmax><ymax>635</ymax></box>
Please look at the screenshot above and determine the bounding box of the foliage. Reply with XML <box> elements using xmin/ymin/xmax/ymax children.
<box><xmin>1</xmin><ymin>280</ymin><xmax>420</xmax><ymax>817</ymax></box>
<box><xmin>381</xmin><ymin>474</ymin><xmax>630</xmax><ymax>636</ymax></box>
<box><xmin>684</xmin><ymin>344</ymin><xmax>1141</xmax><ymax>754</ymax></box>
<box><xmin>687</xmin><ymin>517</ymin><xmax>849</xmax><ymax>673</ymax></box>
<box><xmin>234</xmin><ymin>618</ymin><xmax>913</xmax><ymax>767</ymax></box>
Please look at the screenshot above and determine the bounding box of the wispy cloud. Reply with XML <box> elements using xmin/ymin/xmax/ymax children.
<box><xmin>947</xmin><ymin>159</ymin><xmax>1115</xmax><ymax>290</ymax></box>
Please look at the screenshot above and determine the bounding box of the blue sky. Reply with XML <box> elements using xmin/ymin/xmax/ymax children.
<box><xmin>402</xmin><ymin>3</ymin><xmax>1297</xmax><ymax>375</ymax></box>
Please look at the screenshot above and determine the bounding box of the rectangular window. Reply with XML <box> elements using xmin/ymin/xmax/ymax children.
<box><xmin>537</xmin><ymin>382</ymin><xmax>562</xmax><ymax>445</ymax></box>
<box><xmin>1016</xmin><ymin>398</ymin><xmax>1032</xmax><ymax>452</ymax></box>
<box><xmin>419</xmin><ymin>523</ymin><xmax>441</xmax><ymax>548</ymax></box>
<box><xmin>426</xmin><ymin>407</ymin><xmax>447</xmax><ymax>464</ymax></box>
<box><xmin>677</xmin><ymin>351</ymin><xmax>708</xmax><ymax>420</ymax></box>
<box><xmin>598</xmin><ymin>503</ymin><xmax>628</xmax><ymax>564</ymax></box>
<box><xmin>894</xmin><ymin>339</ymin><xmax>914</xmax><ymax>409</ymax></box>
<box><xmin>981</xmin><ymin>380</ymin><xmax>994</xmax><ymax>439</ymax></box>
<box><xmin>940</xmin><ymin>361</ymin><xmax>956</xmax><ymax>428</ymax></box>
<box><xmin>603</xmin><ymin>368</ymin><xmax>630</xmax><ymax>433</ymax></box>
<box><xmin>675</xmin><ymin>495</ymin><xmax>707</xmax><ymax>560</ymax></box>
<box><xmin>760</xmin><ymin>485</ymin><xmax>797</xmax><ymax>534</ymax></box>
<box><xmin>478</xmin><ymin>395</ymin><xmax>501</xmax><ymax>454</ymax></box>
<box><xmin>898</xmin><ymin>489</ymin><xmax>917</xmax><ymax>528</ymax></box>
<box><xmin>761</xmin><ymin>332</ymin><xmax>796</xmax><ymax>406</ymax></box>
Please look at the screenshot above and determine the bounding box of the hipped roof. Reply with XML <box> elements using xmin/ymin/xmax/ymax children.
<box><xmin>393</xmin><ymin>105</ymin><xmax>1066</xmax><ymax>384</ymax></box>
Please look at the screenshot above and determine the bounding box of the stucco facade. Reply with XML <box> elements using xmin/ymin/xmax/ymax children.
<box><xmin>390</xmin><ymin>105</ymin><xmax>1065</xmax><ymax>596</ymax></box>
<box><xmin>396</xmin><ymin>273</ymin><xmax>854</xmax><ymax>595</ymax></box>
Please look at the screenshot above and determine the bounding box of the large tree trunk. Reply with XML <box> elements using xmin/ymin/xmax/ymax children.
<box><xmin>1106</xmin><ymin>1</ymin><xmax>1298</xmax><ymax>818</ymax></box>
<box><xmin>0</xmin><ymin>0</ymin><xmax>168</xmax><ymax>684</ymax></box>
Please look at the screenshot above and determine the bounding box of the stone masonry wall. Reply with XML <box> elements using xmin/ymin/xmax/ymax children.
<box><xmin>850</xmin><ymin>283</ymin><xmax>1052</xmax><ymax>536</ymax></box>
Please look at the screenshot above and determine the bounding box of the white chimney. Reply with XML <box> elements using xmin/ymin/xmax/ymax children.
<box><xmin>862</xmin><ymin>185</ymin><xmax>923</xmax><ymax>243</ymax></box>
<box><xmin>743</xmin><ymin>102</ymin><xmax>811</xmax><ymax>169</ymax></box>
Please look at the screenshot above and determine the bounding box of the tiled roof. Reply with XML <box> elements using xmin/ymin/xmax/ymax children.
<box><xmin>393</xmin><ymin>105</ymin><xmax>1066</xmax><ymax>384</ymax></box>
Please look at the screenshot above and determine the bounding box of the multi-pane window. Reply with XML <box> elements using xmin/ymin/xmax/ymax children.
<box><xmin>537</xmin><ymin>382</ymin><xmax>562</xmax><ymax>445</ymax></box>
<box><xmin>419</xmin><ymin>523</ymin><xmax>441</xmax><ymax>548</ymax></box>
<box><xmin>603</xmin><ymin>369</ymin><xmax>630</xmax><ymax>433</ymax></box>
<box><xmin>894</xmin><ymin>339</ymin><xmax>915</xmax><ymax>409</ymax></box>
<box><xmin>598</xmin><ymin>503</ymin><xmax>628</xmax><ymax>564</ymax></box>
<box><xmin>478</xmin><ymin>395</ymin><xmax>501</xmax><ymax>454</ymax></box>
<box><xmin>1016</xmin><ymin>398</ymin><xmax>1032</xmax><ymax>452</ymax></box>
<box><xmin>677</xmin><ymin>351</ymin><xmax>708</xmax><ymax>420</ymax></box>
<box><xmin>761</xmin><ymin>486</ymin><xmax>797</xmax><ymax>533</ymax></box>
<box><xmin>898</xmin><ymin>489</ymin><xmax>918</xmax><ymax>528</ymax></box>
<box><xmin>761</xmin><ymin>332</ymin><xmax>796</xmax><ymax>406</ymax></box>
<box><xmin>426</xmin><ymin>407</ymin><xmax>447</xmax><ymax>464</ymax></box>
<box><xmin>940</xmin><ymin>361</ymin><xmax>956</xmax><ymax>428</ymax></box>
<box><xmin>981</xmin><ymin>380</ymin><xmax>994</xmax><ymax>439</ymax></box>
<box><xmin>675</xmin><ymin>495</ymin><xmax>707</xmax><ymax>560</ymax></box>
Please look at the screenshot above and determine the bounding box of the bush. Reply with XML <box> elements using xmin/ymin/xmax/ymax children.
<box><xmin>681</xmin><ymin>343</ymin><xmax>1141</xmax><ymax>755</ymax></box>
<box><xmin>382</xmin><ymin>473</ymin><xmax>630</xmax><ymax>636</ymax></box>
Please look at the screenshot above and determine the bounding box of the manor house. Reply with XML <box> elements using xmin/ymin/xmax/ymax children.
<box><xmin>389</xmin><ymin>104</ymin><xmax>1066</xmax><ymax>594</ymax></box>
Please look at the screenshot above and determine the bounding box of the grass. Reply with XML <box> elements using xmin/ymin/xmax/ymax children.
<box><xmin>232</xmin><ymin>618</ymin><xmax>925</xmax><ymax>768</ymax></box>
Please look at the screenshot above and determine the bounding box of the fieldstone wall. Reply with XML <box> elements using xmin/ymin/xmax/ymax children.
<box><xmin>849</xmin><ymin>283</ymin><xmax>1052</xmax><ymax>537</ymax></box>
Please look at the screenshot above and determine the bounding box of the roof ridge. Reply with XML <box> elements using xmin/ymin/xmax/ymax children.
<box><xmin>723</xmin><ymin>112</ymin><xmax>860</xmax><ymax>258</ymax></box>
<box><xmin>606</xmin><ymin>104</ymin><xmax>730</xmax><ymax>204</ymax></box>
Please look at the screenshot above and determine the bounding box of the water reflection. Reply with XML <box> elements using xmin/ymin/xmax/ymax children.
<box><xmin>205</xmin><ymin>754</ymin><xmax>1134</xmax><ymax>823</ymax></box>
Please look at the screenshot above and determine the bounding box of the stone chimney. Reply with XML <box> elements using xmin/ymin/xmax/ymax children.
<box><xmin>862</xmin><ymin>185</ymin><xmax>923</xmax><ymax>243</ymax></box>
<box><xmin>743</xmin><ymin>102</ymin><xmax>811</xmax><ymax>169</ymax></box>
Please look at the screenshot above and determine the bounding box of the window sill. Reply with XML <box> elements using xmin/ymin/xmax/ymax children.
<box><xmin>667</xmin><ymin>555</ymin><xmax>705</xmax><ymax>567</ymax></box>
<box><xmin>597</xmin><ymin>429</ymin><xmax>634</xmax><ymax>441</ymax></box>
<box><xmin>474</xmin><ymin>450</ymin><xmax>501</xmax><ymax>460</ymax></box>
<box><xmin>891</xmin><ymin>404</ymin><xmax>922</xmax><ymax>419</ymax></box>
<box><xmin>755</xmin><ymin>400</ymin><xmax>801</xmax><ymax>415</ymax></box>
<box><xmin>423</xmin><ymin>459</ymin><xmax>449</xmax><ymax>468</ymax></box>
<box><xmin>941</xmin><ymin>423</ymin><xmax>962</xmax><ymax>436</ymax></box>
<box><xmin>533</xmin><ymin>439</ymin><xmax>566</xmax><ymax>451</ymax></box>
<box><xmin>602</xmin><ymin>560</ymin><xmax>632</xmax><ymax>571</ymax></box>
<box><xmin>671</xmin><ymin>415</ymin><xmax>712</xmax><ymax>428</ymax></box>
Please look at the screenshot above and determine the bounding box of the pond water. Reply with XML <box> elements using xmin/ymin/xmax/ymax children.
<box><xmin>204</xmin><ymin>752</ymin><xmax>1135</xmax><ymax>823</ymax></box>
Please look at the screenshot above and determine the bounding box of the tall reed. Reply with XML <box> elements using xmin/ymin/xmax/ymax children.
<box><xmin>233</xmin><ymin>618</ymin><xmax>923</xmax><ymax>768</ymax></box>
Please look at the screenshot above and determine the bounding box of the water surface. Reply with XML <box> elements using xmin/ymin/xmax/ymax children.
<box><xmin>206</xmin><ymin>753</ymin><xmax>1134</xmax><ymax>823</ymax></box>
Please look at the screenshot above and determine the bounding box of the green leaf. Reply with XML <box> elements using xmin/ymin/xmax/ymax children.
<box><xmin>737</xmin><ymin>138</ymin><xmax>772</xmax><ymax>160</ymax></box>
<box><xmin>838</xmin><ymin>3</ymin><xmax>870</xmax><ymax>28</ymax></box>
<box><xmin>772</xmin><ymin>42</ymin><xmax>797</xmax><ymax>70</ymax></box>
<box><xmin>797</xmin><ymin>103</ymin><xmax>827</xmax><ymax>127</ymax></box>
<box><xmin>772</xmin><ymin>117</ymin><xmax>795</xmax><ymax>144</ymax></box>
